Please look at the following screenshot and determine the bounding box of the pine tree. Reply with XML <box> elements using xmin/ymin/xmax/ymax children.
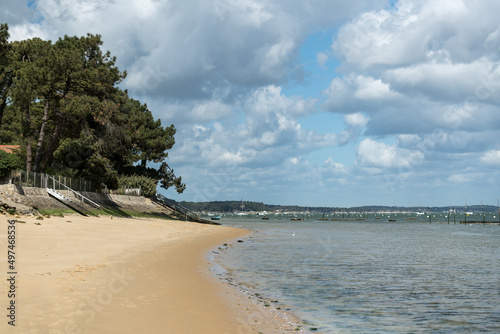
<box><xmin>0</xmin><ymin>25</ymin><xmax>185</xmax><ymax>194</ymax></box>
<box><xmin>0</xmin><ymin>23</ymin><xmax>12</xmax><ymax>129</ymax></box>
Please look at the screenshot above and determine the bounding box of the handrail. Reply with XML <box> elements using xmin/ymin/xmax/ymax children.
<box><xmin>155</xmin><ymin>193</ymin><xmax>195</xmax><ymax>217</ymax></box>
<box><xmin>47</xmin><ymin>176</ymin><xmax>100</xmax><ymax>208</ymax></box>
<box><xmin>154</xmin><ymin>193</ymin><xmax>218</xmax><ymax>225</ymax></box>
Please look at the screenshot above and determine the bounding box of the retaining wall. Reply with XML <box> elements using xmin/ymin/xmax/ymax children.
<box><xmin>0</xmin><ymin>186</ymin><xmax>174</xmax><ymax>216</ymax></box>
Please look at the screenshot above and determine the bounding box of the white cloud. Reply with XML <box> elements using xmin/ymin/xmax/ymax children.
<box><xmin>6</xmin><ymin>0</ymin><xmax>389</xmax><ymax>101</ymax></box>
<box><xmin>261</xmin><ymin>38</ymin><xmax>296</xmax><ymax>74</ymax></box>
<box><xmin>171</xmin><ymin>84</ymin><xmax>365</xmax><ymax>169</ymax></box>
<box><xmin>9</xmin><ymin>23</ymin><xmax>51</xmax><ymax>41</ymax></box>
<box><xmin>384</xmin><ymin>58</ymin><xmax>500</xmax><ymax>103</ymax></box>
<box><xmin>212</xmin><ymin>0</ymin><xmax>274</xmax><ymax>28</ymax></box>
<box><xmin>356</xmin><ymin>138</ymin><xmax>424</xmax><ymax>169</ymax></box>
<box><xmin>333</xmin><ymin>0</ymin><xmax>500</xmax><ymax>69</ymax></box>
<box><xmin>480</xmin><ymin>150</ymin><xmax>500</xmax><ymax>166</ymax></box>
<box><xmin>5</xmin><ymin>0</ymin><xmax>500</xmax><ymax>206</ymax></box>
<box><xmin>325</xmin><ymin>0</ymin><xmax>500</xmax><ymax>158</ymax></box>
<box><xmin>344</xmin><ymin>113</ymin><xmax>369</xmax><ymax>128</ymax></box>
<box><xmin>1</xmin><ymin>0</ymin><xmax>37</xmax><ymax>26</ymax></box>
<box><xmin>316</xmin><ymin>52</ymin><xmax>328</xmax><ymax>67</ymax></box>
<box><xmin>323</xmin><ymin>158</ymin><xmax>348</xmax><ymax>174</ymax></box>
<box><xmin>447</xmin><ymin>174</ymin><xmax>471</xmax><ymax>184</ymax></box>
<box><xmin>396</xmin><ymin>134</ymin><xmax>421</xmax><ymax>147</ymax></box>
<box><xmin>189</xmin><ymin>100</ymin><xmax>233</xmax><ymax>122</ymax></box>
<box><xmin>485</xmin><ymin>24</ymin><xmax>500</xmax><ymax>52</ymax></box>
<box><xmin>243</xmin><ymin>85</ymin><xmax>316</xmax><ymax>118</ymax></box>
<box><xmin>323</xmin><ymin>75</ymin><xmax>401</xmax><ymax>113</ymax></box>
<box><xmin>353</xmin><ymin>76</ymin><xmax>397</xmax><ymax>100</ymax></box>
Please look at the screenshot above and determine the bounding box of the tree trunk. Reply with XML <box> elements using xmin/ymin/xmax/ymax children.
<box><xmin>0</xmin><ymin>76</ymin><xmax>13</xmax><ymax>129</ymax></box>
<box><xmin>33</xmin><ymin>100</ymin><xmax>49</xmax><ymax>172</ymax></box>
<box><xmin>24</xmin><ymin>103</ymin><xmax>32</xmax><ymax>172</ymax></box>
<box><xmin>0</xmin><ymin>98</ymin><xmax>6</xmax><ymax>130</ymax></box>
<box><xmin>40</xmin><ymin>114</ymin><xmax>63</xmax><ymax>172</ymax></box>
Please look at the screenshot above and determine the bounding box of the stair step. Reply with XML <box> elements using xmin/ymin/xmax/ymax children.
<box><xmin>46</xmin><ymin>188</ymin><xmax>97</xmax><ymax>216</ymax></box>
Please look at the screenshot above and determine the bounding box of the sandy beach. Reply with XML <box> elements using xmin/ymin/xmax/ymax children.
<box><xmin>0</xmin><ymin>215</ymin><xmax>300</xmax><ymax>333</ymax></box>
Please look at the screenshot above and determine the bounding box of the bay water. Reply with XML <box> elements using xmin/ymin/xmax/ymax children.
<box><xmin>216</xmin><ymin>216</ymin><xmax>500</xmax><ymax>333</ymax></box>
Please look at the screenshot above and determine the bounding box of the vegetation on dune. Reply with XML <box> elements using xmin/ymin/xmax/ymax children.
<box><xmin>0</xmin><ymin>23</ymin><xmax>184</xmax><ymax>194</ymax></box>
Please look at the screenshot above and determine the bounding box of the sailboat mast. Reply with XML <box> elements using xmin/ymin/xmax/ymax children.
<box><xmin>464</xmin><ymin>196</ymin><xmax>467</xmax><ymax>224</ymax></box>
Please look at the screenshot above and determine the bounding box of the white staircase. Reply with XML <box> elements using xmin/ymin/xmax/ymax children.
<box><xmin>46</xmin><ymin>184</ymin><xmax>100</xmax><ymax>216</ymax></box>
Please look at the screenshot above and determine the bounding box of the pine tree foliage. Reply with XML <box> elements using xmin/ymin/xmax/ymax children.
<box><xmin>0</xmin><ymin>24</ymin><xmax>185</xmax><ymax>194</ymax></box>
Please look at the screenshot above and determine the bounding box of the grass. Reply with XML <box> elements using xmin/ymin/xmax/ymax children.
<box><xmin>97</xmin><ymin>208</ymin><xmax>176</xmax><ymax>220</ymax></box>
<box><xmin>38</xmin><ymin>208</ymin><xmax>78</xmax><ymax>216</ymax></box>
<box><xmin>37</xmin><ymin>207</ymin><xmax>179</xmax><ymax>220</ymax></box>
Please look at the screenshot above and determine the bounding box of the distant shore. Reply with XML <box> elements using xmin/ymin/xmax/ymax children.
<box><xmin>0</xmin><ymin>215</ymin><xmax>299</xmax><ymax>333</ymax></box>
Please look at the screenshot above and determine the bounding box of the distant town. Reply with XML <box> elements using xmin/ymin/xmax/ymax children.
<box><xmin>179</xmin><ymin>200</ymin><xmax>500</xmax><ymax>215</ymax></box>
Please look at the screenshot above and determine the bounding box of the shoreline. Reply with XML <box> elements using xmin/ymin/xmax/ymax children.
<box><xmin>0</xmin><ymin>214</ymin><xmax>300</xmax><ymax>333</ymax></box>
<box><xmin>209</xmin><ymin>232</ymin><xmax>306</xmax><ymax>333</ymax></box>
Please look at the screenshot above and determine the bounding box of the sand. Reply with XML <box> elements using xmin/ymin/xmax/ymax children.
<box><xmin>0</xmin><ymin>214</ymin><xmax>301</xmax><ymax>333</ymax></box>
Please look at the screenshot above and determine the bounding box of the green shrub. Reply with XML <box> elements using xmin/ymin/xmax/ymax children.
<box><xmin>0</xmin><ymin>150</ymin><xmax>21</xmax><ymax>177</ymax></box>
<box><xmin>117</xmin><ymin>174</ymin><xmax>158</xmax><ymax>197</ymax></box>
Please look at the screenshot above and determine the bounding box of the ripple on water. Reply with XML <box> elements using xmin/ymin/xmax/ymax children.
<box><xmin>218</xmin><ymin>220</ymin><xmax>500</xmax><ymax>333</ymax></box>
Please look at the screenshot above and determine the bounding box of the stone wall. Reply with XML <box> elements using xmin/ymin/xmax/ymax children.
<box><xmin>0</xmin><ymin>184</ymin><xmax>37</xmax><ymax>213</ymax></box>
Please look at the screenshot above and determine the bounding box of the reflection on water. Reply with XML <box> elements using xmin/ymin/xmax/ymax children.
<box><xmin>218</xmin><ymin>218</ymin><xmax>500</xmax><ymax>333</ymax></box>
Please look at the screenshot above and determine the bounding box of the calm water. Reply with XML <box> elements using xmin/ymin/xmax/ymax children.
<box><xmin>217</xmin><ymin>217</ymin><xmax>500</xmax><ymax>333</ymax></box>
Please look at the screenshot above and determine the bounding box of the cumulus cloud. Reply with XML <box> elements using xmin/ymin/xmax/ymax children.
<box><xmin>7</xmin><ymin>0</ymin><xmax>390</xmax><ymax>118</ymax></box>
<box><xmin>344</xmin><ymin>112</ymin><xmax>369</xmax><ymax>128</ymax></box>
<box><xmin>355</xmin><ymin>76</ymin><xmax>396</xmax><ymax>100</ymax></box>
<box><xmin>6</xmin><ymin>0</ymin><xmax>388</xmax><ymax>99</ymax></box>
<box><xmin>323</xmin><ymin>75</ymin><xmax>402</xmax><ymax>113</ymax></box>
<box><xmin>384</xmin><ymin>58</ymin><xmax>500</xmax><ymax>104</ymax></box>
<box><xmin>1</xmin><ymin>0</ymin><xmax>37</xmax><ymax>26</ymax></box>
<box><xmin>356</xmin><ymin>138</ymin><xmax>424</xmax><ymax>169</ymax></box>
<box><xmin>323</xmin><ymin>158</ymin><xmax>348</xmax><ymax>174</ymax></box>
<box><xmin>171</xmin><ymin>85</ymin><xmax>367</xmax><ymax>170</ymax></box>
<box><xmin>480</xmin><ymin>150</ymin><xmax>500</xmax><ymax>166</ymax></box>
<box><xmin>333</xmin><ymin>0</ymin><xmax>500</xmax><ymax>69</ymax></box>
<box><xmin>325</xmin><ymin>0</ymin><xmax>500</xmax><ymax>179</ymax></box>
<box><xmin>5</xmin><ymin>0</ymin><xmax>500</xmax><ymax>205</ymax></box>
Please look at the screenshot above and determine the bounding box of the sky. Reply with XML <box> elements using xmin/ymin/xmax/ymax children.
<box><xmin>2</xmin><ymin>0</ymin><xmax>500</xmax><ymax>207</ymax></box>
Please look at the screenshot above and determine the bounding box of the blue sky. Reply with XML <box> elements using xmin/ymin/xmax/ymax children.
<box><xmin>3</xmin><ymin>0</ymin><xmax>500</xmax><ymax>207</ymax></box>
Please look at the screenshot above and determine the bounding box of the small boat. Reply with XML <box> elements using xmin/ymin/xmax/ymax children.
<box><xmin>261</xmin><ymin>217</ymin><xmax>270</xmax><ymax>220</ymax></box>
<box><xmin>211</xmin><ymin>215</ymin><xmax>221</xmax><ymax>220</ymax></box>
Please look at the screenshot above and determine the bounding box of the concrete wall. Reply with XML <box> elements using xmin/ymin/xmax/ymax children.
<box><xmin>1</xmin><ymin>186</ymin><xmax>171</xmax><ymax>216</ymax></box>
<box><xmin>20</xmin><ymin>187</ymin><xmax>70</xmax><ymax>210</ymax></box>
<box><xmin>81</xmin><ymin>192</ymin><xmax>168</xmax><ymax>214</ymax></box>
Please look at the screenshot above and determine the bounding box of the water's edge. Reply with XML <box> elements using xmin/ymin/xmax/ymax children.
<box><xmin>207</xmin><ymin>219</ymin><xmax>500</xmax><ymax>333</ymax></box>
<box><xmin>208</xmin><ymin>231</ymin><xmax>318</xmax><ymax>333</ymax></box>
